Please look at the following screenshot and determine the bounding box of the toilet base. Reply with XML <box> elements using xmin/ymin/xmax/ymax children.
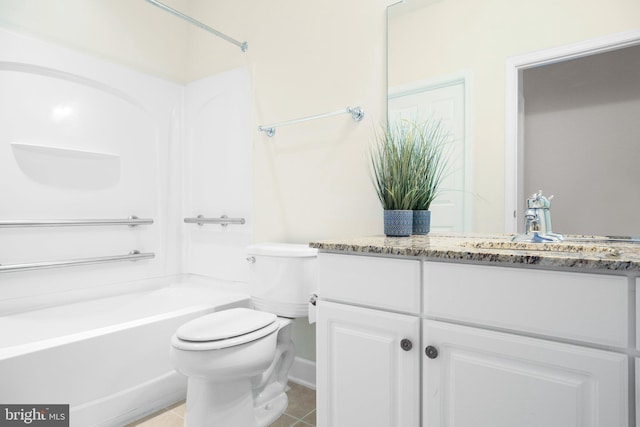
<box><xmin>254</xmin><ymin>391</ymin><xmax>288</xmax><ymax>427</ymax></box>
<box><xmin>185</xmin><ymin>377</ymin><xmax>257</xmax><ymax>427</ymax></box>
<box><xmin>183</xmin><ymin>380</ymin><xmax>288</xmax><ymax>427</ymax></box>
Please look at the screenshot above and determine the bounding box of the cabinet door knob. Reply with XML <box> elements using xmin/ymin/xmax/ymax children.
<box><xmin>400</xmin><ymin>339</ymin><xmax>413</xmax><ymax>351</ymax></box>
<box><xmin>425</xmin><ymin>345</ymin><xmax>439</xmax><ymax>359</ymax></box>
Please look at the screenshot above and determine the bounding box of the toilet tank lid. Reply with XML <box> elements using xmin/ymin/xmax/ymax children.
<box><xmin>247</xmin><ymin>243</ymin><xmax>317</xmax><ymax>258</ymax></box>
<box><xmin>176</xmin><ymin>308</ymin><xmax>277</xmax><ymax>342</ymax></box>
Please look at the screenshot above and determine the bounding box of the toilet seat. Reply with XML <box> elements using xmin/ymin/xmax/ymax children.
<box><xmin>172</xmin><ymin>308</ymin><xmax>278</xmax><ymax>351</ymax></box>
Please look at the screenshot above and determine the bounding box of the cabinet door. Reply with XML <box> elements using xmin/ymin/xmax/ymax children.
<box><xmin>423</xmin><ymin>320</ymin><xmax>628</xmax><ymax>427</ymax></box>
<box><xmin>636</xmin><ymin>358</ymin><xmax>640</xmax><ymax>427</ymax></box>
<box><xmin>636</xmin><ymin>278</ymin><xmax>640</xmax><ymax>351</ymax></box>
<box><xmin>317</xmin><ymin>301</ymin><xmax>420</xmax><ymax>427</ymax></box>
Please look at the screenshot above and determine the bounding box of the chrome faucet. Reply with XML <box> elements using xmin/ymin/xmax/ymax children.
<box><xmin>513</xmin><ymin>191</ymin><xmax>564</xmax><ymax>242</ymax></box>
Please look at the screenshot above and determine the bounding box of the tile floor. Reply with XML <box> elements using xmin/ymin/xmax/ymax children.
<box><xmin>126</xmin><ymin>382</ymin><xmax>316</xmax><ymax>427</ymax></box>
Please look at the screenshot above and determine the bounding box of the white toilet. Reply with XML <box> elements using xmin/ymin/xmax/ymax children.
<box><xmin>170</xmin><ymin>243</ymin><xmax>318</xmax><ymax>427</ymax></box>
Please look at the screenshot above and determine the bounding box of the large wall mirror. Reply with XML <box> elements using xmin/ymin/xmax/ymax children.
<box><xmin>388</xmin><ymin>0</ymin><xmax>640</xmax><ymax>237</ymax></box>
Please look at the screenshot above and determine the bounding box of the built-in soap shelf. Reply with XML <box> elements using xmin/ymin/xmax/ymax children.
<box><xmin>11</xmin><ymin>142</ymin><xmax>119</xmax><ymax>159</ymax></box>
<box><xmin>11</xmin><ymin>142</ymin><xmax>120</xmax><ymax>189</ymax></box>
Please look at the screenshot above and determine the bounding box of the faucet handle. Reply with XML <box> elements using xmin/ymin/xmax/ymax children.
<box><xmin>527</xmin><ymin>190</ymin><xmax>553</xmax><ymax>209</ymax></box>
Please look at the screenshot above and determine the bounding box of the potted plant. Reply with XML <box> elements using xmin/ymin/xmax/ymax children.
<box><xmin>370</xmin><ymin>120</ymin><xmax>421</xmax><ymax>237</ymax></box>
<box><xmin>370</xmin><ymin>119</ymin><xmax>450</xmax><ymax>236</ymax></box>
<box><xmin>410</xmin><ymin>119</ymin><xmax>451</xmax><ymax>234</ymax></box>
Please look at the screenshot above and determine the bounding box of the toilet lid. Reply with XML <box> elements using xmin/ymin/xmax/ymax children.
<box><xmin>176</xmin><ymin>307</ymin><xmax>277</xmax><ymax>342</ymax></box>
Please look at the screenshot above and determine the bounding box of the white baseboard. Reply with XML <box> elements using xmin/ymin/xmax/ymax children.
<box><xmin>288</xmin><ymin>356</ymin><xmax>316</xmax><ymax>390</ymax></box>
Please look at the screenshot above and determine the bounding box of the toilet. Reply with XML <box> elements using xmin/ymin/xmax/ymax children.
<box><xmin>170</xmin><ymin>243</ymin><xmax>318</xmax><ymax>427</ymax></box>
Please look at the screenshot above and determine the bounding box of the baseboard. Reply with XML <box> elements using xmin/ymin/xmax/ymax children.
<box><xmin>288</xmin><ymin>356</ymin><xmax>316</xmax><ymax>390</ymax></box>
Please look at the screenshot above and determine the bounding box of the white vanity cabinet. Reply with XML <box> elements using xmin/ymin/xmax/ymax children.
<box><xmin>317</xmin><ymin>252</ymin><xmax>632</xmax><ymax>427</ymax></box>
<box><xmin>423</xmin><ymin>320</ymin><xmax>627</xmax><ymax>427</ymax></box>
<box><xmin>316</xmin><ymin>253</ymin><xmax>421</xmax><ymax>427</ymax></box>
<box><xmin>422</xmin><ymin>261</ymin><xmax>629</xmax><ymax>427</ymax></box>
<box><xmin>637</xmin><ymin>358</ymin><xmax>640</xmax><ymax>427</ymax></box>
<box><xmin>637</xmin><ymin>278</ymin><xmax>640</xmax><ymax>427</ymax></box>
<box><xmin>317</xmin><ymin>301</ymin><xmax>420</xmax><ymax>427</ymax></box>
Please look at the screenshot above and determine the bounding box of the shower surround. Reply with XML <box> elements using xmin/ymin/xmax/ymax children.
<box><xmin>0</xmin><ymin>28</ymin><xmax>252</xmax><ymax>426</ymax></box>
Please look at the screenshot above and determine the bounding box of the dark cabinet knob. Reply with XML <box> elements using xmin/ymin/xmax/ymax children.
<box><xmin>400</xmin><ymin>339</ymin><xmax>413</xmax><ymax>351</ymax></box>
<box><xmin>425</xmin><ymin>345</ymin><xmax>439</xmax><ymax>359</ymax></box>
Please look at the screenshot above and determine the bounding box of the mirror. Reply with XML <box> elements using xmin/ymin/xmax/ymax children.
<box><xmin>388</xmin><ymin>0</ymin><xmax>640</xmax><ymax>237</ymax></box>
<box><xmin>519</xmin><ymin>45</ymin><xmax>640</xmax><ymax>237</ymax></box>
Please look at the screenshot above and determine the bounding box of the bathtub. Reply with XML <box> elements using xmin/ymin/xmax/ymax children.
<box><xmin>0</xmin><ymin>275</ymin><xmax>251</xmax><ymax>427</ymax></box>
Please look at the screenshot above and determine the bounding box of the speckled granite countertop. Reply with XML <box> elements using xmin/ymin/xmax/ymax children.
<box><xmin>309</xmin><ymin>233</ymin><xmax>640</xmax><ymax>273</ymax></box>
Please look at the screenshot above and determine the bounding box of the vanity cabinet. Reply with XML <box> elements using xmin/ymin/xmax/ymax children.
<box><xmin>636</xmin><ymin>278</ymin><xmax>640</xmax><ymax>351</ymax></box>
<box><xmin>317</xmin><ymin>252</ymin><xmax>632</xmax><ymax>427</ymax></box>
<box><xmin>316</xmin><ymin>301</ymin><xmax>420</xmax><ymax>427</ymax></box>
<box><xmin>423</xmin><ymin>320</ymin><xmax>627</xmax><ymax>427</ymax></box>
<box><xmin>637</xmin><ymin>358</ymin><xmax>640</xmax><ymax>427</ymax></box>
<box><xmin>316</xmin><ymin>253</ymin><xmax>421</xmax><ymax>427</ymax></box>
<box><xmin>637</xmin><ymin>278</ymin><xmax>640</xmax><ymax>427</ymax></box>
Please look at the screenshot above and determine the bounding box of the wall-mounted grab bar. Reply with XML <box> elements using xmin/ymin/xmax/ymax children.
<box><xmin>258</xmin><ymin>106</ymin><xmax>365</xmax><ymax>137</ymax></box>
<box><xmin>184</xmin><ymin>214</ymin><xmax>245</xmax><ymax>227</ymax></box>
<box><xmin>143</xmin><ymin>0</ymin><xmax>248</xmax><ymax>52</ymax></box>
<box><xmin>0</xmin><ymin>250</ymin><xmax>155</xmax><ymax>273</ymax></box>
<box><xmin>0</xmin><ymin>216</ymin><xmax>153</xmax><ymax>228</ymax></box>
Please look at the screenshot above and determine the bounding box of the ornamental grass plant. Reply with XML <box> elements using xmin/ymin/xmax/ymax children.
<box><xmin>370</xmin><ymin>118</ymin><xmax>451</xmax><ymax>212</ymax></box>
<box><xmin>411</xmin><ymin>119</ymin><xmax>451</xmax><ymax>211</ymax></box>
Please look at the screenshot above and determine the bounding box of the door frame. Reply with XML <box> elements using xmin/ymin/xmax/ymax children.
<box><xmin>504</xmin><ymin>29</ymin><xmax>640</xmax><ymax>233</ymax></box>
<box><xmin>388</xmin><ymin>71</ymin><xmax>474</xmax><ymax>232</ymax></box>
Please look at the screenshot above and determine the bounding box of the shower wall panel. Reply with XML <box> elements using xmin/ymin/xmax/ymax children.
<box><xmin>183</xmin><ymin>67</ymin><xmax>252</xmax><ymax>282</ymax></box>
<box><xmin>0</xmin><ymin>29</ymin><xmax>183</xmax><ymax>308</ymax></box>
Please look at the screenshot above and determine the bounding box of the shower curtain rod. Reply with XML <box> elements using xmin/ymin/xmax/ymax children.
<box><xmin>258</xmin><ymin>106</ymin><xmax>365</xmax><ymax>137</ymax></box>
<box><xmin>143</xmin><ymin>0</ymin><xmax>248</xmax><ymax>52</ymax></box>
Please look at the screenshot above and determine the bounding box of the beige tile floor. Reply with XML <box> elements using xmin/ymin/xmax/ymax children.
<box><xmin>126</xmin><ymin>382</ymin><xmax>316</xmax><ymax>427</ymax></box>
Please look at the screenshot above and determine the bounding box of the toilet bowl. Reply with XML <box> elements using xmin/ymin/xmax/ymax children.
<box><xmin>170</xmin><ymin>243</ymin><xmax>317</xmax><ymax>427</ymax></box>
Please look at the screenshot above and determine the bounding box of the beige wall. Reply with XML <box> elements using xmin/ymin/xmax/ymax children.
<box><xmin>0</xmin><ymin>0</ymin><xmax>190</xmax><ymax>82</ymax></box>
<box><xmin>186</xmin><ymin>0</ymin><xmax>389</xmax><ymax>244</ymax></box>
<box><xmin>389</xmin><ymin>0</ymin><xmax>640</xmax><ymax>232</ymax></box>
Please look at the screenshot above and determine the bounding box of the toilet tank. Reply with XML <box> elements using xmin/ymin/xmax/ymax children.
<box><xmin>247</xmin><ymin>243</ymin><xmax>318</xmax><ymax>318</ymax></box>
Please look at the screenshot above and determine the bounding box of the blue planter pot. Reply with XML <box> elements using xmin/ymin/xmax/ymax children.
<box><xmin>412</xmin><ymin>210</ymin><xmax>431</xmax><ymax>235</ymax></box>
<box><xmin>384</xmin><ymin>210</ymin><xmax>413</xmax><ymax>237</ymax></box>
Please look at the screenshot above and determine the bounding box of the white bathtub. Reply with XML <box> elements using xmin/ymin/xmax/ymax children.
<box><xmin>0</xmin><ymin>276</ymin><xmax>251</xmax><ymax>427</ymax></box>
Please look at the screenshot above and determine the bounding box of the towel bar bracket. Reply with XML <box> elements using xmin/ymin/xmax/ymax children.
<box><xmin>349</xmin><ymin>106</ymin><xmax>365</xmax><ymax>122</ymax></box>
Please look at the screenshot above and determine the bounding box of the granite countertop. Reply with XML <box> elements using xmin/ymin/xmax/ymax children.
<box><xmin>309</xmin><ymin>233</ymin><xmax>640</xmax><ymax>273</ymax></box>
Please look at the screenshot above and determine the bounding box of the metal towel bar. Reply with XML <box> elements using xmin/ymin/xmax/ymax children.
<box><xmin>258</xmin><ymin>106</ymin><xmax>364</xmax><ymax>137</ymax></box>
<box><xmin>184</xmin><ymin>214</ymin><xmax>245</xmax><ymax>227</ymax></box>
<box><xmin>0</xmin><ymin>216</ymin><xmax>153</xmax><ymax>228</ymax></box>
<box><xmin>0</xmin><ymin>250</ymin><xmax>155</xmax><ymax>273</ymax></box>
